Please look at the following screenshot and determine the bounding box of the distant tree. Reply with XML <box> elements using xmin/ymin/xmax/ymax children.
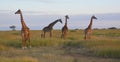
<box><xmin>108</xmin><ymin>27</ymin><xmax>117</xmax><ymax>29</ymax></box>
<box><xmin>9</xmin><ymin>25</ymin><xmax>16</xmax><ymax>31</ymax></box>
<box><xmin>93</xmin><ymin>28</ymin><xmax>99</xmax><ymax>30</ymax></box>
<box><xmin>75</xmin><ymin>28</ymin><xmax>79</xmax><ymax>30</ymax></box>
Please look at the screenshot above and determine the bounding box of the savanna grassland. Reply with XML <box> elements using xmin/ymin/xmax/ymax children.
<box><xmin>0</xmin><ymin>29</ymin><xmax>120</xmax><ymax>62</ymax></box>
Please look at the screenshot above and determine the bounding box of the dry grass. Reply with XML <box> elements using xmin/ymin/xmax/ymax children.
<box><xmin>0</xmin><ymin>29</ymin><xmax>120</xmax><ymax>62</ymax></box>
<box><xmin>0</xmin><ymin>56</ymin><xmax>38</xmax><ymax>62</ymax></box>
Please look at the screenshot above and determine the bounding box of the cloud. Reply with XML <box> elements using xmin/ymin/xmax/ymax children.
<box><xmin>23</xmin><ymin>10</ymin><xmax>68</xmax><ymax>15</ymax></box>
<box><xmin>96</xmin><ymin>13</ymin><xmax>120</xmax><ymax>20</ymax></box>
<box><xmin>23</xmin><ymin>0</ymin><xmax>55</xmax><ymax>3</ymax></box>
<box><xmin>23</xmin><ymin>11</ymin><xmax>47</xmax><ymax>15</ymax></box>
<box><xmin>21</xmin><ymin>0</ymin><xmax>72</xmax><ymax>4</ymax></box>
<box><xmin>0</xmin><ymin>10</ymin><xmax>12</xmax><ymax>13</ymax></box>
<box><xmin>38</xmin><ymin>0</ymin><xmax>55</xmax><ymax>3</ymax></box>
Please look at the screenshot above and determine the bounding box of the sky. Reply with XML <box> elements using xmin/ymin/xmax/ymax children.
<box><xmin>0</xmin><ymin>0</ymin><xmax>120</xmax><ymax>30</ymax></box>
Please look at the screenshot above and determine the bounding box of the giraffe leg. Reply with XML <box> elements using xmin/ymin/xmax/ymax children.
<box><xmin>89</xmin><ymin>36</ymin><xmax>91</xmax><ymax>39</ymax></box>
<box><xmin>41</xmin><ymin>34</ymin><xmax>43</xmax><ymax>38</ymax></box>
<box><xmin>28</xmin><ymin>34</ymin><xmax>31</xmax><ymax>48</ymax></box>
<box><xmin>64</xmin><ymin>33</ymin><xmax>66</xmax><ymax>39</ymax></box>
<box><xmin>22</xmin><ymin>34</ymin><xmax>26</xmax><ymax>49</ymax></box>
<box><xmin>88</xmin><ymin>35</ymin><xmax>90</xmax><ymax>39</ymax></box>
<box><xmin>87</xmin><ymin>33</ymin><xmax>90</xmax><ymax>40</ymax></box>
<box><xmin>43</xmin><ymin>31</ymin><xmax>46</xmax><ymax>38</ymax></box>
<box><xmin>87</xmin><ymin>32</ymin><xmax>89</xmax><ymax>39</ymax></box>
<box><xmin>84</xmin><ymin>30</ymin><xmax>87</xmax><ymax>40</ymax></box>
<box><xmin>22</xmin><ymin>39</ymin><xmax>27</xmax><ymax>49</ymax></box>
<box><xmin>61</xmin><ymin>32</ymin><xmax>63</xmax><ymax>39</ymax></box>
<box><xmin>24</xmin><ymin>35</ymin><xmax>28</xmax><ymax>49</ymax></box>
<box><xmin>88</xmin><ymin>33</ymin><xmax>91</xmax><ymax>39</ymax></box>
<box><xmin>50</xmin><ymin>31</ymin><xmax>52</xmax><ymax>38</ymax></box>
<box><xmin>62</xmin><ymin>31</ymin><xmax>65</xmax><ymax>39</ymax></box>
<box><xmin>63</xmin><ymin>32</ymin><xmax>66</xmax><ymax>39</ymax></box>
<box><xmin>22</xmin><ymin>39</ymin><xmax>25</xmax><ymax>49</ymax></box>
<box><xmin>28</xmin><ymin>39</ymin><xmax>31</xmax><ymax>48</ymax></box>
<box><xmin>86</xmin><ymin>32</ymin><xmax>88</xmax><ymax>40</ymax></box>
<box><xmin>84</xmin><ymin>34</ymin><xmax>87</xmax><ymax>40</ymax></box>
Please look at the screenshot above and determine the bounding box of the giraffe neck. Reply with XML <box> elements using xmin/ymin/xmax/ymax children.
<box><xmin>48</xmin><ymin>20</ymin><xmax>59</xmax><ymax>28</ymax></box>
<box><xmin>88</xmin><ymin>18</ymin><xmax>93</xmax><ymax>29</ymax></box>
<box><xmin>65</xmin><ymin>17</ymin><xmax>67</xmax><ymax>26</ymax></box>
<box><xmin>20</xmin><ymin>13</ymin><xmax>28</xmax><ymax>28</ymax></box>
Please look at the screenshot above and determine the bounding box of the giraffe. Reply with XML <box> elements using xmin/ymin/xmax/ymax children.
<box><xmin>84</xmin><ymin>15</ymin><xmax>97</xmax><ymax>40</ymax></box>
<box><xmin>61</xmin><ymin>15</ymin><xmax>69</xmax><ymax>39</ymax></box>
<box><xmin>41</xmin><ymin>19</ymin><xmax>62</xmax><ymax>38</ymax></box>
<box><xmin>15</xmin><ymin>9</ymin><xmax>31</xmax><ymax>49</ymax></box>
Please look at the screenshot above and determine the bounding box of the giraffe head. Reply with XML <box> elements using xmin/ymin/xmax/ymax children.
<box><xmin>65</xmin><ymin>15</ymin><xmax>69</xmax><ymax>19</ymax></box>
<box><xmin>92</xmin><ymin>15</ymin><xmax>97</xmax><ymax>20</ymax></box>
<box><xmin>15</xmin><ymin>9</ymin><xmax>22</xmax><ymax>14</ymax></box>
<box><xmin>57</xmin><ymin>19</ymin><xmax>62</xmax><ymax>24</ymax></box>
